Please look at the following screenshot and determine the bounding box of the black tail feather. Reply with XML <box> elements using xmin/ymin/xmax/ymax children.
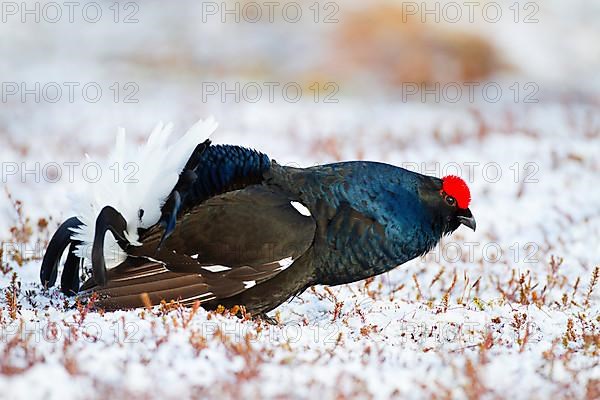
<box><xmin>92</xmin><ymin>206</ymin><xmax>130</xmax><ymax>286</ymax></box>
<box><xmin>60</xmin><ymin>240</ymin><xmax>83</xmax><ymax>295</ymax></box>
<box><xmin>40</xmin><ymin>217</ymin><xmax>83</xmax><ymax>289</ymax></box>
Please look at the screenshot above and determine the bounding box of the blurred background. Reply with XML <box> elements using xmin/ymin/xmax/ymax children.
<box><xmin>1</xmin><ymin>0</ymin><xmax>599</xmax><ymax>145</ymax></box>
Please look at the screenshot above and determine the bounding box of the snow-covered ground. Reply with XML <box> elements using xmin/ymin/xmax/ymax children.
<box><xmin>2</xmin><ymin>100</ymin><xmax>599</xmax><ymax>399</ymax></box>
<box><xmin>1</xmin><ymin>1</ymin><xmax>599</xmax><ymax>399</ymax></box>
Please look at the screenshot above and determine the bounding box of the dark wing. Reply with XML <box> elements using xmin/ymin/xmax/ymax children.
<box><xmin>156</xmin><ymin>143</ymin><xmax>271</xmax><ymax>246</ymax></box>
<box><xmin>80</xmin><ymin>185</ymin><xmax>316</xmax><ymax>310</ymax></box>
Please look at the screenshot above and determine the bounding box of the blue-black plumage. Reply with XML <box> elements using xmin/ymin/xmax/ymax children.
<box><xmin>41</xmin><ymin>121</ymin><xmax>475</xmax><ymax>316</ymax></box>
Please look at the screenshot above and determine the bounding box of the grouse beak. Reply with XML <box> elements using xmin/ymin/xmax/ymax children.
<box><xmin>457</xmin><ymin>209</ymin><xmax>476</xmax><ymax>231</ymax></box>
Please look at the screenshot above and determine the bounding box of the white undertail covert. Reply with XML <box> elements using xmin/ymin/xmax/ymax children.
<box><xmin>69</xmin><ymin>118</ymin><xmax>218</xmax><ymax>269</ymax></box>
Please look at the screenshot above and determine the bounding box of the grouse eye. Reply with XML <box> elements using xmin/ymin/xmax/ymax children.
<box><xmin>445</xmin><ymin>195</ymin><xmax>456</xmax><ymax>206</ymax></box>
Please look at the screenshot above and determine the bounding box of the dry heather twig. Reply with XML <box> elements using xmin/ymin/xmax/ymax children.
<box><xmin>583</xmin><ymin>266</ymin><xmax>599</xmax><ymax>309</ymax></box>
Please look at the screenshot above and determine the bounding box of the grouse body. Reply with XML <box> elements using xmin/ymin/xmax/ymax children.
<box><xmin>41</xmin><ymin>125</ymin><xmax>475</xmax><ymax>316</ymax></box>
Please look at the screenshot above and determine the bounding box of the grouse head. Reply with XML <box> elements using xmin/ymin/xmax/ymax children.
<box><xmin>419</xmin><ymin>174</ymin><xmax>476</xmax><ymax>235</ymax></box>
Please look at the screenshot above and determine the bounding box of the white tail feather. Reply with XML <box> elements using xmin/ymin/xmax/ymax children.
<box><xmin>70</xmin><ymin>118</ymin><xmax>218</xmax><ymax>269</ymax></box>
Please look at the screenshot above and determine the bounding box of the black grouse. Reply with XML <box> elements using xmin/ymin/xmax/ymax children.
<box><xmin>40</xmin><ymin>119</ymin><xmax>475</xmax><ymax>316</ymax></box>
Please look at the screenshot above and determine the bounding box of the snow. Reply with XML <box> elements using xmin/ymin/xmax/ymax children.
<box><xmin>1</xmin><ymin>100</ymin><xmax>598</xmax><ymax>399</ymax></box>
<box><xmin>1</xmin><ymin>1</ymin><xmax>599</xmax><ymax>399</ymax></box>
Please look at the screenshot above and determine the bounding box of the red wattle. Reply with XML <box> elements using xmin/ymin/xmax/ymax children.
<box><xmin>442</xmin><ymin>175</ymin><xmax>471</xmax><ymax>209</ymax></box>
